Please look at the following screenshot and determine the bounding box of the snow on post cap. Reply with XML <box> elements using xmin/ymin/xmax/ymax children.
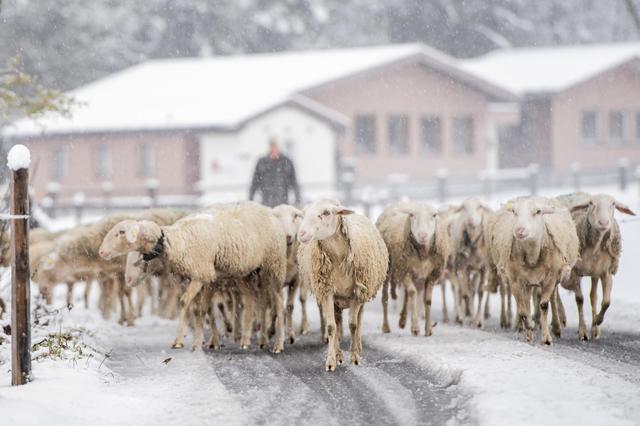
<box><xmin>7</xmin><ymin>144</ymin><xmax>31</xmax><ymax>171</ymax></box>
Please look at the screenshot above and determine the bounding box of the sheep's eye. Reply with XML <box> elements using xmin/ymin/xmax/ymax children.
<box><xmin>118</xmin><ymin>230</ymin><xmax>125</xmax><ymax>236</ymax></box>
<box><xmin>322</xmin><ymin>210</ymin><xmax>330</xmax><ymax>217</ymax></box>
<box><xmin>432</xmin><ymin>213</ymin><xmax>437</xmax><ymax>218</ymax></box>
<box><xmin>535</xmin><ymin>209</ymin><xmax>542</xmax><ymax>215</ymax></box>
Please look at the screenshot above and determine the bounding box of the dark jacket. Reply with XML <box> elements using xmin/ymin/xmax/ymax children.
<box><xmin>249</xmin><ymin>154</ymin><xmax>301</xmax><ymax>207</ymax></box>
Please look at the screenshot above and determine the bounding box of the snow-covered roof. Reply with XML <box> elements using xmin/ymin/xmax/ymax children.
<box><xmin>461</xmin><ymin>41</ymin><xmax>640</xmax><ymax>95</ymax></box>
<box><xmin>5</xmin><ymin>43</ymin><xmax>513</xmax><ymax>138</ymax></box>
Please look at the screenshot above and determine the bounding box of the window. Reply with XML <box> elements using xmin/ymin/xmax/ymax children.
<box><xmin>609</xmin><ymin>110</ymin><xmax>626</xmax><ymax>143</ymax></box>
<box><xmin>94</xmin><ymin>144</ymin><xmax>111</xmax><ymax>178</ymax></box>
<box><xmin>139</xmin><ymin>143</ymin><xmax>156</xmax><ymax>177</ymax></box>
<box><xmin>452</xmin><ymin>115</ymin><xmax>474</xmax><ymax>155</ymax></box>
<box><xmin>388</xmin><ymin>115</ymin><xmax>410</xmax><ymax>155</ymax></box>
<box><xmin>52</xmin><ymin>146</ymin><xmax>68</xmax><ymax>180</ymax></box>
<box><xmin>420</xmin><ymin>116</ymin><xmax>442</xmax><ymax>155</ymax></box>
<box><xmin>354</xmin><ymin>115</ymin><xmax>376</xmax><ymax>154</ymax></box>
<box><xmin>581</xmin><ymin>111</ymin><xmax>598</xmax><ymax>144</ymax></box>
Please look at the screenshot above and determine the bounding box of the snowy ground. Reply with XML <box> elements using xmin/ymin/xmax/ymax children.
<box><xmin>0</xmin><ymin>185</ymin><xmax>639</xmax><ymax>426</ymax></box>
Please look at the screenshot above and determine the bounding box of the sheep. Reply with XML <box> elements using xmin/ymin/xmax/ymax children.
<box><xmin>447</xmin><ymin>198</ymin><xmax>493</xmax><ymax>328</ymax></box>
<box><xmin>272</xmin><ymin>204</ymin><xmax>310</xmax><ymax>342</ymax></box>
<box><xmin>99</xmin><ymin>201</ymin><xmax>287</xmax><ymax>352</ymax></box>
<box><xmin>297</xmin><ymin>199</ymin><xmax>388</xmax><ymax>371</ymax></box>
<box><xmin>490</xmin><ymin>197</ymin><xmax>579</xmax><ymax>345</ymax></box>
<box><xmin>376</xmin><ymin>202</ymin><xmax>448</xmax><ymax>337</ymax></box>
<box><xmin>556</xmin><ymin>192</ymin><xmax>636</xmax><ymax>340</ymax></box>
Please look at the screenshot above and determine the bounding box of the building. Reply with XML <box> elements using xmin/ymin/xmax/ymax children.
<box><xmin>6</xmin><ymin>42</ymin><xmax>639</xmax><ymax>205</ymax></box>
<box><xmin>462</xmin><ymin>42</ymin><xmax>640</xmax><ymax>171</ymax></box>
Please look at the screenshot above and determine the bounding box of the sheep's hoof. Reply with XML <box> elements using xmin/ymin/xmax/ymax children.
<box><xmin>578</xmin><ymin>328</ymin><xmax>588</xmax><ymax>341</ymax></box>
<box><xmin>382</xmin><ymin>323</ymin><xmax>391</xmax><ymax>334</ymax></box>
<box><xmin>240</xmin><ymin>344</ymin><xmax>250</xmax><ymax>350</ymax></box>
<box><xmin>398</xmin><ymin>317</ymin><xmax>407</xmax><ymax>329</ymax></box>
<box><xmin>350</xmin><ymin>353</ymin><xmax>361</xmax><ymax>366</ymax></box>
<box><xmin>288</xmin><ymin>335</ymin><xmax>295</xmax><ymax>344</ymax></box>
<box><xmin>190</xmin><ymin>342</ymin><xmax>204</xmax><ymax>352</ymax></box>
<box><xmin>325</xmin><ymin>360</ymin><xmax>336</xmax><ymax>372</ymax></box>
<box><xmin>591</xmin><ymin>326</ymin><xmax>600</xmax><ymax>340</ymax></box>
<box><xmin>117</xmin><ymin>318</ymin><xmax>125</xmax><ymax>325</ymax></box>
<box><xmin>524</xmin><ymin>330</ymin><xmax>534</xmax><ymax>342</ymax></box>
<box><xmin>208</xmin><ymin>343</ymin><xmax>221</xmax><ymax>351</ymax></box>
<box><xmin>272</xmin><ymin>346</ymin><xmax>284</xmax><ymax>354</ymax></box>
<box><xmin>127</xmin><ymin>320</ymin><xmax>135</xmax><ymax>327</ymax></box>
<box><xmin>424</xmin><ymin>329</ymin><xmax>432</xmax><ymax>337</ymax></box>
<box><xmin>541</xmin><ymin>336</ymin><xmax>552</xmax><ymax>346</ymax></box>
<box><xmin>411</xmin><ymin>326</ymin><xmax>419</xmax><ymax>336</ymax></box>
<box><xmin>300</xmin><ymin>327</ymin><xmax>309</xmax><ymax>336</ymax></box>
<box><xmin>484</xmin><ymin>312</ymin><xmax>491</xmax><ymax>320</ymax></box>
<box><xmin>336</xmin><ymin>350</ymin><xmax>344</xmax><ymax>365</ymax></box>
<box><xmin>552</xmin><ymin>328</ymin><xmax>561</xmax><ymax>338</ymax></box>
<box><xmin>171</xmin><ymin>342</ymin><xmax>185</xmax><ymax>349</ymax></box>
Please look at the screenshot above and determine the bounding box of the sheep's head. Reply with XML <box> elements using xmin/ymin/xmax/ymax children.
<box><xmin>456</xmin><ymin>198</ymin><xmax>492</xmax><ymax>233</ymax></box>
<box><xmin>272</xmin><ymin>204</ymin><xmax>304</xmax><ymax>245</ymax></box>
<box><xmin>505</xmin><ymin>198</ymin><xmax>556</xmax><ymax>241</ymax></box>
<box><xmin>570</xmin><ymin>194</ymin><xmax>636</xmax><ymax>232</ymax></box>
<box><xmin>396</xmin><ymin>203</ymin><xmax>438</xmax><ymax>246</ymax></box>
<box><xmin>297</xmin><ymin>199</ymin><xmax>354</xmax><ymax>244</ymax></box>
<box><xmin>99</xmin><ymin>220</ymin><xmax>147</xmax><ymax>260</ymax></box>
<box><xmin>124</xmin><ymin>251</ymin><xmax>150</xmax><ymax>288</ymax></box>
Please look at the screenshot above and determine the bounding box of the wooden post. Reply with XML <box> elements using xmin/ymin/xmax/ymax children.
<box><xmin>8</xmin><ymin>144</ymin><xmax>31</xmax><ymax>385</ymax></box>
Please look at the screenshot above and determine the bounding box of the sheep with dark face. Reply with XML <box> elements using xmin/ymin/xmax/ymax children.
<box><xmin>376</xmin><ymin>202</ymin><xmax>448</xmax><ymax>337</ymax></box>
<box><xmin>491</xmin><ymin>197</ymin><xmax>579</xmax><ymax>345</ymax></box>
<box><xmin>297</xmin><ymin>199</ymin><xmax>388</xmax><ymax>371</ymax></box>
<box><xmin>557</xmin><ymin>192</ymin><xmax>636</xmax><ymax>340</ymax></box>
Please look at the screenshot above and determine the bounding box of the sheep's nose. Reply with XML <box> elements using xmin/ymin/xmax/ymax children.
<box><xmin>417</xmin><ymin>232</ymin><xmax>428</xmax><ymax>242</ymax></box>
<box><xmin>514</xmin><ymin>226</ymin><xmax>528</xmax><ymax>239</ymax></box>
<box><xmin>99</xmin><ymin>250</ymin><xmax>105</xmax><ymax>258</ymax></box>
<box><xmin>598</xmin><ymin>219</ymin><xmax>610</xmax><ymax>229</ymax></box>
<box><xmin>126</xmin><ymin>277</ymin><xmax>132</xmax><ymax>284</ymax></box>
<box><xmin>286</xmin><ymin>235</ymin><xmax>293</xmax><ymax>244</ymax></box>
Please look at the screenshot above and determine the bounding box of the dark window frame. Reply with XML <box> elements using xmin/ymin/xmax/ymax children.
<box><xmin>452</xmin><ymin>115</ymin><xmax>475</xmax><ymax>155</ymax></box>
<box><xmin>354</xmin><ymin>114</ymin><xmax>377</xmax><ymax>155</ymax></box>
<box><xmin>420</xmin><ymin>115</ymin><xmax>442</xmax><ymax>156</ymax></box>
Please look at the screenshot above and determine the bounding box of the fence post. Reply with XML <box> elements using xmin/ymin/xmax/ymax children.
<box><xmin>102</xmin><ymin>181</ymin><xmax>113</xmax><ymax>213</ymax></box>
<box><xmin>528</xmin><ymin>163</ymin><xmax>539</xmax><ymax>196</ymax></box>
<box><xmin>570</xmin><ymin>162</ymin><xmax>581</xmax><ymax>192</ymax></box>
<box><xmin>618</xmin><ymin>158</ymin><xmax>630</xmax><ymax>191</ymax></box>
<box><xmin>436</xmin><ymin>168</ymin><xmax>448</xmax><ymax>203</ymax></box>
<box><xmin>7</xmin><ymin>144</ymin><xmax>31</xmax><ymax>386</ymax></box>
<box><xmin>146</xmin><ymin>178</ymin><xmax>159</xmax><ymax>208</ymax></box>
<box><xmin>45</xmin><ymin>182</ymin><xmax>60</xmax><ymax>218</ymax></box>
<box><xmin>73</xmin><ymin>192</ymin><xmax>85</xmax><ymax>225</ymax></box>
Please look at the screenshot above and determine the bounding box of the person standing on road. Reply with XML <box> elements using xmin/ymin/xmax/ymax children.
<box><xmin>249</xmin><ymin>138</ymin><xmax>301</xmax><ymax>207</ymax></box>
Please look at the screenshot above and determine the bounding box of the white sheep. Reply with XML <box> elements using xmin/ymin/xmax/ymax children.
<box><xmin>447</xmin><ymin>198</ymin><xmax>493</xmax><ymax>328</ymax></box>
<box><xmin>376</xmin><ymin>202</ymin><xmax>448</xmax><ymax>337</ymax></box>
<box><xmin>297</xmin><ymin>199</ymin><xmax>388</xmax><ymax>371</ymax></box>
<box><xmin>272</xmin><ymin>204</ymin><xmax>310</xmax><ymax>342</ymax></box>
<box><xmin>99</xmin><ymin>201</ymin><xmax>287</xmax><ymax>352</ymax></box>
<box><xmin>490</xmin><ymin>197</ymin><xmax>579</xmax><ymax>345</ymax></box>
<box><xmin>556</xmin><ymin>192</ymin><xmax>636</xmax><ymax>340</ymax></box>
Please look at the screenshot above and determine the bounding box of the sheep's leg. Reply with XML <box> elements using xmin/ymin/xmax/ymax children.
<box><xmin>191</xmin><ymin>288</ymin><xmax>208</xmax><ymax>351</ymax></box>
<box><xmin>381</xmin><ymin>280</ymin><xmax>391</xmax><ymax>333</ymax></box>
<box><xmin>450</xmin><ymin>274</ymin><xmax>463</xmax><ymax>324</ymax></box>
<box><xmin>334</xmin><ymin>305</ymin><xmax>344</xmax><ymax>365</ymax></box>
<box><xmin>135</xmin><ymin>282</ymin><xmax>146</xmax><ymax>318</ymax></box>
<box><xmin>318</xmin><ymin>300</ymin><xmax>327</xmax><ymax>343</ymax></box>
<box><xmin>124</xmin><ymin>284</ymin><xmax>136</xmax><ymax>326</ymax></box>
<box><xmin>217</xmin><ymin>296</ymin><xmax>234</xmax><ymax>337</ymax></box>
<box><xmin>83</xmin><ymin>278</ymin><xmax>93</xmax><ymax>309</ymax></box>
<box><xmin>285</xmin><ymin>281</ymin><xmax>297</xmax><ymax>344</ymax></box>
<box><xmin>557</xmin><ymin>287</ymin><xmax>567</xmax><ymax>327</ymax></box>
<box><xmin>441</xmin><ymin>280</ymin><xmax>449</xmax><ymax>323</ymax></box>
<box><xmin>532</xmin><ymin>290</ymin><xmax>541</xmax><ymax>326</ymax></box>
<box><xmin>506</xmin><ymin>282</ymin><xmax>513</xmax><ymax>329</ymax></box>
<box><xmin>512</xmin><ymin>281</ymin><xmax>534</xmax><ymax>342</ymax></box>
<box><xmin>423</xmin><ymin>281</ymin><xmax>435</xmax><ymax>337</ymax></box>
<box><xmin>571</xmin><ymin>276</ymin><xmax>588</xmax><ymax>341</ymax></box>
<box><xmin>483</xmin><ymin>287</ymin><xmax>491</xmax><ymax>320</ymax></box>
<box><xmin>117</xmin><ymin>279</ymin><xmax>127</xmax><ymax>325</ymax></box>
<box><xmin>269</xmin><ymin>283</ymin><xmax>286</xmax><ymax>354</ymax></box>
<box><xmin>398</xmin><ymin>283</ymin><xmax>409</xmax><ymax>329</ymax></box>
<box><xmin>322</xmin><ymin>294</ymin><xmax>338</xmax><ymax>372</ymax></box>
<box><xmin>550</xmin><ymin>286</ymin><xmax>561</xmax><ymax>338</ymax></box>
<box><xmin>594</xmin><ymin>273</ymin><xmax>612</xmax><ymax>338</ymax></box>
<box><xmin>298</xmin><ymin>281</ymin><xmax>310</xmax><ymax>335</ymax></box>
<box><xmin>499</xmin><ymin>280</ymin><xmax>508</xmax><ymax>328</ymax></box>
<box><xmin>232</xmin><ymin>291</ymin><xmax>242</xmax><ymax>343</ymax></box>
<box><xmin>240</xmin><ymin>290</ymin><xmax>256</xmax><ymax>349</ymax></box>
<box><xmin>473</xmin><ymin>272</ymin><xmax>484</xmax><ymax>327</ymax></box>
<box><xmin>461</xmin><ymin>271</ymin><xmax>472</xmax><ymax>318</ymax></box>
<box><xmin>173</xmin><ymin>280</ymin><xmax>204</xmax><ymax>349</ymax></box>
<box><xmin>66</xmin><ymin>282</ymin><xmax>74</xmax><ymax>306</ymax></box>
<box><xmin>349</xmin><ymin>301</ymin><xmax>364</xmax><ymax>365</ymax></box>
<box><xmin>404</xmin><ymin>276</ymin><xmax>420</xmax><ymax>336</ymax></box>
<box><xmin>539</xmin><ymin>281</ymin><xmax>556</xmax><ymax>345</ymax></box>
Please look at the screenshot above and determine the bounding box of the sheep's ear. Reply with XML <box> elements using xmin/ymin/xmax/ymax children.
<box><xmin>614</xmin><ymin>201</ymin><xmax>636</xmax><ymax>216</ymax></box>
<box><xmin>479</xmin><ymin>203</ymin><xmax>493</xmax><ymax>213</ymax></box>
<box><xmin>570</xmin><ymin>202</ymin><xmax>590</xmax><ymax>213</ymax></box>
<box><xmin>336</xmin><ymin>208</ymin><xmax>354</xmax><ymax>216</ymax></box>
<box><xmin>125</xmin><ymin>223</ymin><xmax>141</xmax><ymax>243</ymax></box>
<box><xmin>293</xmin><ymin>208</ymin><xmax>304</xmax><ymax>220</ymax></box>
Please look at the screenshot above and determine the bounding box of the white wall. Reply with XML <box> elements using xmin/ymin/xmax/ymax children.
<box><xmin>199</xmin><ymin>106</ymin><xmax>337</xmax><ymax>202</ymax></box>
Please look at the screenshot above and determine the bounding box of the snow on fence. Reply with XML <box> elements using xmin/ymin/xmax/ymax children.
<box><xmin>5</xmin><ymin>144</ymin><xmax>32</xmax><ymax>385</ymax></box>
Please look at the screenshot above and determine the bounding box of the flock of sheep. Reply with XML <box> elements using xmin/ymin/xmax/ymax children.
<box><xmin>1</xmin><ymin>191</ymin><xmax>635</xmax><ymax>371</ymax></box>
